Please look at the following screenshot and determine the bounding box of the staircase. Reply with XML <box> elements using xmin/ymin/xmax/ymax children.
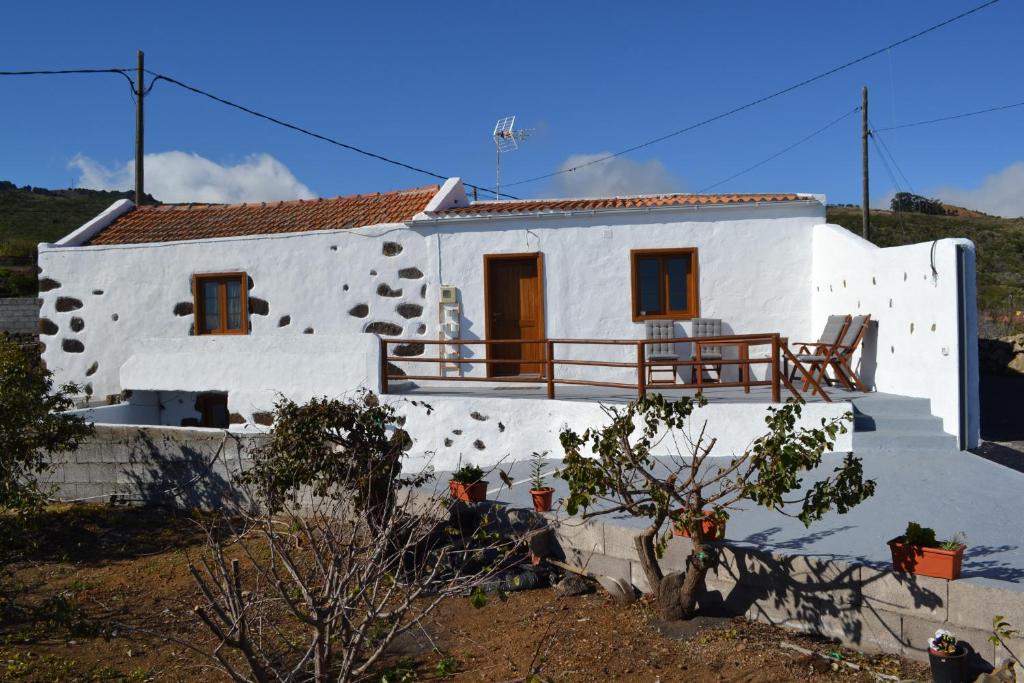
<box><xmin>849</xmin><ymin>393</ymin><xmax>959</xmax><ymax>453</ymax></box>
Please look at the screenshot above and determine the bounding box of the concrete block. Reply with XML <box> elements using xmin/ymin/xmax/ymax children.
<box><xmin>61</xmin><ymin>463</ymin><xmax>90</xmax><ymax>484</ymax></box>
<box><xmin>629</xmin><ymin>561</ymin><xmax>652</xmax><ymax>594</ymax></box>
<box><xmin>568</xmin><ymin>550</ymin><xmax>631</xmax><ymax>585</ymax></box>
<box><xmin>901</xmin><ymin>614</ymin><xmax>993</xmax><ymax>663</ymax></box>
<box><xmin>552</xmin><ymin>518</ymin><xmax>604</xmax><ymax>556</ymax></box>
<box><xmin>600</xmin><ymin>522</ymin><xmax>642</xmax><ymax>561</ymax></box>
<box><xmin>947</xmin><ymin>581</ymin><xmax>1024</xmax><ymax>633</ymax></box>
<box><xmin>861</xmin><ymin>566</ymin><xmax>947</xmax><ymax>621</ymax></box>
<box><xmin>659</xmin><ymin>535</ymin><xmax>693</xmax><ymax>572</ymax></box>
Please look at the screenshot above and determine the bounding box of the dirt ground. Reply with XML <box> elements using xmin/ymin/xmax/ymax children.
<box><xmin>0</xmin><ymin>506</ymin><xmax>931</xmax><ymax>682</ymax></box>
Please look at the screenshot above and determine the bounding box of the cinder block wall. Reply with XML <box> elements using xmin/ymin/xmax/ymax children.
<box><xmin>551</xmin><ymin>517</ymin><xmax>1024</xmax><ymax>664</ymax></box>
<box><xmin>44</xmin><ymin>425</ymin><xmax>266</xmax><ymax>508</ymax></box>
<box><xmin>0</xmin><ymin>297</ymin><xmax>41</xmax><ymax>335</ymax></box>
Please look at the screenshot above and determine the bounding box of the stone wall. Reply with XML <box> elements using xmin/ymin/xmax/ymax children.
<box><xmin>979</xmin><ymin>334</ymin><xmax>1024</xmax><ymax>375</ymax></box>
<box><xmin>550</xmin><ymin>517</ymin><xmax>1024</xmax><ymax>665</ymax></box>
<box><xmin>43</xmin><ymin>425</ymin><xmax>266</xmax><ymax>508</ymax></box>
<box><xmin>0</xmin><ymin>297</ymin><xmax>40</xmax><ymax>335</ymax></box>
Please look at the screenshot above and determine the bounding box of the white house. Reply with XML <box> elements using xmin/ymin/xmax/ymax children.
<box><xmin>36</xmin><ymin>178</ymin><xmax>980</xmax><ymax>467</ymax></box>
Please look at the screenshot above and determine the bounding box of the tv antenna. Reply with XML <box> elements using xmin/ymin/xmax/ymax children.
<box><xmin>493</xmin><ymin>115</ymin><xmax>531</xmax><ymax>199</ymax></box>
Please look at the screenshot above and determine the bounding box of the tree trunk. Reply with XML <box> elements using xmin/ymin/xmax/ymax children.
<box><xmin>633</xmin><ymin>524</ymin><xmax>664</xmax><ymax>591</ymax></box>
<box><xmin>678</xmin><ymin>537</ymin><xmax>709</xmax><ymax>619</ymax></box>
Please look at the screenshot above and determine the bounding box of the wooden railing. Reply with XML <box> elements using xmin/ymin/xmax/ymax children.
<box><xmin>381</xmin><ymin>333</ymin><xmax>830</xmax><ymax>402</ymax></box>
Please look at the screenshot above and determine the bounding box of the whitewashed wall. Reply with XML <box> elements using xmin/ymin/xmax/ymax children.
<box><xmin>38</xmin><ymin>199</ymin><xmax>826</xmax><ymax>409</ymax></box>
<box><xmin>810</xmin><ymin>225</ymin><xmax>979</xmax><ymax>445</ymax></box>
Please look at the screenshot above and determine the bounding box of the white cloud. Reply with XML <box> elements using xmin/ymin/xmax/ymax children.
<box><xmin>933</xmin><ymin>162</ymin><xmax>1024</xmax><ymax>218</ymax></box>
<box><xmin>551</xmin><ymin>153</ymin><xmax>684</xmax><ymax>197</ymax></box>
<box><xmin>70</xmin><ymin>151</ymin><xmax>316</xmax><ymax>204</ymax></box>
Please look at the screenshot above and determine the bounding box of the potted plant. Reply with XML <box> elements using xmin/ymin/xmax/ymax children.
<box><xmin>672</xmin><ymin>508</ymin><xmax>727</xmax><ymax>540</ymax></box>
<box><xmin>888</xmin><ymin>522</ymin><xmax>967</xmax><ymax>580</ymax></box>
<box><xmin>449</xmin><ymin>463</ymin><xmax>487</xmax><ymax>503</ymax></box>
<box><xmin>927</xmin><ymin>629</ymin><xmax>967</xmax><ymax>683</ymax></box>
<box><xmin>528</xmin><ymin>451</ymin><xmax>555</xmax><ymax>513</ymax></box>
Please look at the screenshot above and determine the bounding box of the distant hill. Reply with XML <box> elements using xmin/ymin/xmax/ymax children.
<box><xmin>826</xmin><ymin>206</ymin><xmax>1024</xmax><ymax>335</ymax></box>
<box><xmin>0</xmin><ymin>181</ymin><xmax>159</xmax><ymax>296</ymax></box>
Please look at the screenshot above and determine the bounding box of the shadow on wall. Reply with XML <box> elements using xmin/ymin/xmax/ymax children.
<box><xmin>120</xmin><ymin>430</ymin><xmax>248</xmax><ymax>509</ymax></box>
<box><xmin>858</xmin><ymin>320</ymin><xmax>879</xmax><ymax>390</ymax></box>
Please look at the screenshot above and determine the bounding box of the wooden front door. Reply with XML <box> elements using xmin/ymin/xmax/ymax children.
<box><xmin>484</xmin><ymin>253</ymin><xmax>545</xmax><ymax>378</ymax></box>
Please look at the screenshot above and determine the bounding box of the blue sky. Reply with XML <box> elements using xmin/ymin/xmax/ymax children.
<box><xmin>1</xmin><ymin>1</ymin><xmax>1022</xmax><ymax>214</ymax></box>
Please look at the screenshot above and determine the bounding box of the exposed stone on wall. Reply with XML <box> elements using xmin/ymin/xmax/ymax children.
<box><xmin>86</xmin><ymin>361</ymin><xmax>98</xmax><ymax>376</ymax></box>
<box><xmin>92</xmin><ymin>289</ymin><xmax>104</xmax><ymax>295</ymax></box>
<box><xmin>348</xmin><ymin>304</ymin><xmax>369</xmax><ymax>318</ymax></box>
<box><xmin>366</xmin><ymin>321</ymin><xmax>402</xmax><ymax>336</ymax></box>
<box><xmin>252</xmin><ymin>412</ymin><xmax>273</xmax><ymax>426</ymax></box>
<box><xmin>398</xmin><ymin>267</ymin><xmax>423</xmax><ymax>279</ymax></box>
<box><xmin>396</xmin><ymin>303</ymin><xmax>423</xmax><ymax>319</ymax></box>
<box><xmin>62</xmin><ymin>338</ymin><xmax>84</xmax><ymax>353</ymax></box>
<box><xmin>420</xmin><ymin>284</ymin><xmax>427</xmax><ymax>299</ymax></box>
<box><xmin>377</xmin><ymin>283</ymin><xmax>402</xmax><ymax>298</ymax></box>
<box><xmin>979</xmin><ymin>335</ymin><xmax>1024</xmax><ymax>375</ymax></box>
<box><xmin>55</xmin><ymin>296</ymin><xmax>83</xmax><ymax>312</ymax></box>
<box><xmin>249</xmin><ymin>297</ymin><xmax>270</xmax><ymax>315</ymax></box>
<box><xmin>277</xmin><ymin>315</ymin><xmax>291</xmax><ymax>327</ymax></box>
<box><xmin>229</xmin><ymin>412</ymin><xmax>246</xmax><ymax>425</ymax></box>
<box><xmin>383</xmin><ymin>242</ymin><xmax>403</xmax><ymax>256</ymax></box>
<box><xmin>173</xmin><ymin>302</ymin><xmax>193</xmax><ymax>316</ymax></box>
<box><xmin>39</xmin><ymin>318</ymin><xmax>58</xmax><ymax>335</ymax></box>
<box><xmin>393</xmin><ymin>342</ymin><xmax>425</xmax><ymax>357</ymax></box>
<box><xmin>473</xmin><ymin>439</ymin><xmax>485</xmax><ymax>450</ymax></box>
<box><xmin>470</xmin><ymin>411</ymin><xmax>488</xmax><ymax>421</ymax></box>
<box><xmin>416</xmin><ymin>323</ymin><xmax>426</xmax><ymax>334</ymax></box>
<box><xmin>70</xmin><ymin>317</ymin><xmax>85</xmax><ymax>332</ymax></box>
<box><xmin>303</xmin><ymin>327</ymin><xmax>314</xmax><ymax>334</ymax></box>
<box><xmin>39</xmin><ymin>278</ymin><xmax>61</xmax><ymax>292</ymax></box>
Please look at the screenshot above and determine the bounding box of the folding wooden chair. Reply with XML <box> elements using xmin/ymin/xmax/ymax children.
<box><xmin>645</xmin><ymin>320</ymin><xmax>679</xmax><ymax>384</ymax></box>
<box><xmin>828</xmin><ymin>314</ymin><xmax>871</xmax><ymax>392</ymax></box>
<box><xmin>789</xmin><ymin>315</ymin><xmax>851</xmax><ymax>392</ymax></box>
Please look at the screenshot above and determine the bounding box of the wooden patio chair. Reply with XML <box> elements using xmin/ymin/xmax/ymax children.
<box><xmin>645</xmin><ymin>320</ymin><xmax>679</xmax><ymax>384</ymax></box>
<box><xmin>788</xmin><ymin>315</ymin><xmax>851</xmax><ymax>392</ymax></box>
<box><xmin>690</xmin><ymin>318</ymin><xmax>723</xmax><ymax>383</ymax></box>
<box><xmin>827</xmin><ymin>314</ymin><xmax>872</xmax><ymax>392</ymax></box>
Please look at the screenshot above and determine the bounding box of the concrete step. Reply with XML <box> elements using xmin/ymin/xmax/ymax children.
<box><xmin>852</xmin><ymin>431</ymin><xmax>958</xmax><ymax>452</ymax></box>
<box><xmin>848</xmin><ymin>395</ymin><xmax>933</xmax><ymax>418</ymax></box>
<box><xmin>853</xmin><ymin>413</ymin><xmax>945</xmax><ymax>433</ymax></box>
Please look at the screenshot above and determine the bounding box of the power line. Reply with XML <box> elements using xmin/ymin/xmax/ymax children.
<box><xmin>698</xmin><ymin>106</ymin><xmax>860</xmax><ymax>194</ymax></box>
<box><xmin>0</xmin><ymin>67</ymin><xmax>135</xmax><ymax>88</ymax></box>
<box><xmin>874</xmin><ymin>98</ymin><xmax>1024</xmax><ymax>131</ymax></box>
<box><xmin>144</xmin><ymin>70</ymin><xmax>516</xmax><ymax>199</ymax></box>
<box><xmin>869</xmin><ymin>123</ymin><xmax>913</xmax><ymax>193</ymax></box>
<box><xmin>502</xmin><ymin>0</ymin><xmax>1001</xmax><ymax>190</ymax></box>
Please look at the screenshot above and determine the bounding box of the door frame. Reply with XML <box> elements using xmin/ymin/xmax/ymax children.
<box><xmin>482</xmin><ymin>252</ymin><xmax>546</xmax><ymax>379</ymax></box>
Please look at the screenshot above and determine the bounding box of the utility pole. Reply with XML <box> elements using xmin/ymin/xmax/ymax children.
<box><xmin>861</xmin><ymin>85</ymin><xmax>870</xmax><ymax>241</ymax></box>
<box><xmin>135</xmin><ymin>50</ymin><xmax>144</xmax><ymax>206</ymax></box>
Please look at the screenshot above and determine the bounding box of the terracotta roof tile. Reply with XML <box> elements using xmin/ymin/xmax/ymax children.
<box><xmin>432</xmin><ymin>192</ymin><xmax>808</xmax><ymax>217</ymax></box>
<box><xmin>87</xmin><ymin>185</ymin><xmax>439</xmax><ymax>245</ymax></box>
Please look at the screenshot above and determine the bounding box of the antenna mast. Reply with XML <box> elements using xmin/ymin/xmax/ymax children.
<box><xmin>493</xmin><ymin>115</ymin><xmax>531</xmax><ymax>199</ymax></box>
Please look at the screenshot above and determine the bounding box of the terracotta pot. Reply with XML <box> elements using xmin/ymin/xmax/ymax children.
<box><xmin>888</xmin><ymin>537</ymin><xmax>965</xmax><ymax>580</ymax></box>
<box><xmin>449</xmin><ymin>479</ymin><xmax>487</xmax><ymax>503</ymax></box>
<box><xmin>673</xmin><ymin>510</ymin><xmax>726</xmax><ymax>540</ymax></box>
<box><xmin>530</xmin><ymin>487</ymin><xmax>555</xmax><ymax>512</ymax></box>
<box><xmin>928</xmin><ymin>644</ymin><xmax>967</xmax><ymax>683</ymax></box>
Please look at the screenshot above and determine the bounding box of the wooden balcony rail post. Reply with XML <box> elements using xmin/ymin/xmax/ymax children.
<box><xmin>770</xmin><ymin>335</ymin><xmax>781</xmax><ymax>403</ymax></box>
<box><xmin>380</xmin><ymin>337</ymin><xmax>389</xmax><ymax>395</ymax></box>
<box><xmin>695</xmin><ymin>341</ymin><xmax>703</xmax><ymax>392</ymax></box>
<box><xmin>636</xmin><ymin>341</ymin><xmax>646</xmax><ymax>400</ymax></box>
<box><xmin>546</xmin><ymin>340</ymin><xmax>555</xmax><ymax>400</ymax></box>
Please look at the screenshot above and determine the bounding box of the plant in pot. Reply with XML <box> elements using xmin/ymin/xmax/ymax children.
<box><xmin>672</xmin><ymin>508</ymin><xmax>728</xmax><ymax>540</ymax></box>
<box><xmin>928</xmin><ymin>629</ymin><xmax>967</xmax><ymax>683</ymax></box>
<box><xmin>529</xmin><ymin>451</ymin><xmax>555</xmax><ymax>513</ymax></box>
<box><xmin>449</xmin><ymin>463</ymin><xmax>487</xmax><ymax>503</ymax></box>
<box><xmin>888</xmin><ymin>522</ymin><xmax>967</xmax><ymax>580</ymax></box>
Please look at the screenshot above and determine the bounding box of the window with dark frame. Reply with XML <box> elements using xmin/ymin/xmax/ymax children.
<box><xmin>193</xmin><ymin>272</ymin><xmax>249</xmax><ymax>335</ymax></box>
<box><xmin>630</xmin><ymin>249</ymin><xmax>699</xmax><ymax>321</ymax></box>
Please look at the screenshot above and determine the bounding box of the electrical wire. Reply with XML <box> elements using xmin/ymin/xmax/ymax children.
<box><xmin>697</xmin><ymin>106</ymin><xmax>860</xmax><ymax>194</ymax></box>
<box><xmin>873</xmin><ymin>98</ymin><xmax>1024</xmax><ymax>131</ymax></box>
<box><xmin>869</xmin><ymin>123</ymin><xmax>914</xmax><ymax>193</ymax></box>
<box><xmin>144</xmin><ymin>70</ymin><xmax>516</xmax><ymax>199</ymax></box>
<box><xmin>869</xmin><ymin>133</ymin><xmax>908</xmax><ymax>238</ymax></box>
<box><xmin>0</xmin><ymin>67</ymin><xmax>135</xmax><ymax>89</ymax></box>
<box><xmin>502</xmin><ymin>0</ymin><xmax>1002</xmax><ymax>190</ymax></box>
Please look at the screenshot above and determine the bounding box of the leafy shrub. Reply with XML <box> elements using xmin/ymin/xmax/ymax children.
<box><xmin>451</xmin><ymin>463</ymin><xmax>484</xmax><ymax>485</ymax></box>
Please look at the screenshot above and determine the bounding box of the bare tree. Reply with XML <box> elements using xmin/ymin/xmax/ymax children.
<box><xmin>188</xmin><ymin>392</ymin><xmax>519</xmax><ymax>682</ymax></box>
<box><xmin>558</xmin><ymin>395</ymin><xmax>876</xmax><ymax>620</ymax></box>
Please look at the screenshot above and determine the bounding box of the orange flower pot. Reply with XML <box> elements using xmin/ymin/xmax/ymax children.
<box><xmin>888</xmin><ymin>537</ymin><xmax>965</xmax><ymax>580</ymax></box>
<box><xmin>530</xmin><ymin>487</ymin><xmax>554</xmax><ymax>512</ymax></box>
<box><xmin>673</xmin><ymin>510</ymin><xmax>726</xmax><ymax>540</ymax></box>
<box><xmin>449</xmin><ymin>480</ymin><xmax>487</xmax><ymax>503</ymax></box>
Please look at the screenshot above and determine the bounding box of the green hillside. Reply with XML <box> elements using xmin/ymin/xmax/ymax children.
<box><xmin>826</xmin><ymin>206</ymin><xmax>1024</xmax><ymax>330</ymax></box>
<box><xmin>0</xmin><ymin>181</ymin><xmax>157</xmax><ymax>296</ymax></box>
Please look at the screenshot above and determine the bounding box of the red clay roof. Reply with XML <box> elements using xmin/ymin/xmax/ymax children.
<box><xmin>87</xmin><ymin>185</ymin><xmax>439</xmax><ymax>245</ymax></box>
<box><xmin>432</xmin><ymin>193</ymin><xmax>807</xmax><ymax>217</ymax></box>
